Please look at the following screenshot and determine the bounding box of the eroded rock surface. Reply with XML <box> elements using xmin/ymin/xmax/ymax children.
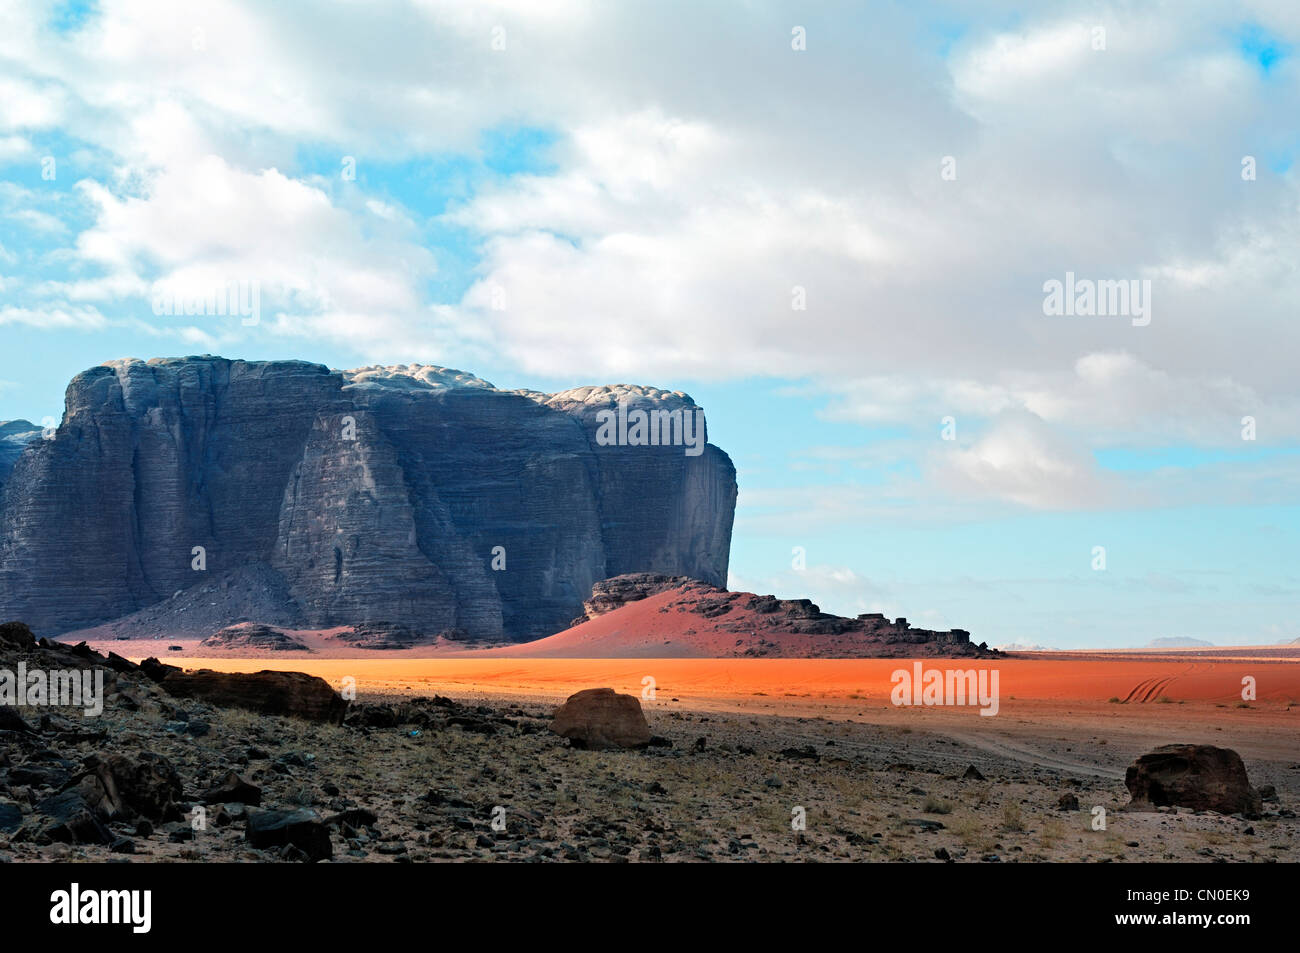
<box><xmin>0</xmin><ymin>357</ymin><xmax>736</xmax><ymax>641</ymax></box>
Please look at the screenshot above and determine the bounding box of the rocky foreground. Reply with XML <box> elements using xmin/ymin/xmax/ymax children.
<box><xmin>2</xmin><ymin>622</ymin><xmax>1295</xmax><ymax>863</ymax></box>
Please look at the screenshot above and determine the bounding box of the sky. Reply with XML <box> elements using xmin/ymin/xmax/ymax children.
<box><xmin>1</xmin><ymin>0</ymin><xmax>1298</xmax><ymax>648</ymax></box>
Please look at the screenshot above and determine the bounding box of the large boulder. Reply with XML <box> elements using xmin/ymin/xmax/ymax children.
<box><xmin>32</xmin><ymin>790</ymin><xmax>112</xmax><ymax>844</ymax></box>
<box><xmin>1125</xmin><ymin>744</ymin><xmax>1263</xmax><ymax>816</ymax></box>
<box><xmin>159</xmin><ymin>668</ymin><xmax>348</xmax><ymax>723</ymax></box>
<box><xmin>551</xmin><ymin>688</ymin><xmax>652</xmax><ymax>750</ymax></box>
<box><xmin>0</xmin><ymin>620</ymin><xmax>35</xmax><ymax>649</ymax></box>
<box><xmin>245</xmin><ymin>808</ymin><xmax>332</xmax><ymax>861</ymax></box>
<box><xmin>75</xmin><ymin>752</ymin><xmax>183</xmax><ymax>822</ymax></box>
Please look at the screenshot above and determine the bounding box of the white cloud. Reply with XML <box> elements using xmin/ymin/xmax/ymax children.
<box><xmin>928</xmin><ymin>410</ymin><xmax>1120</xmax><ymax>510</ymax></box>
<box><xmin>0</xmin><ymin>304</ymin><xmax>106</xmax><ymax>329</ymax></box>
<box><xmin>1</xmin><ymin>0</ymin><xmax>1298</xmax><ymax>510</ymax></box>
<box><xmin>67</xmin><ymin>151</ymin><xmax>439</xmax><ymax>355</ymax></box>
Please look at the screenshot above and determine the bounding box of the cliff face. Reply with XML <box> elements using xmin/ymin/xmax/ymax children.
<box><xmin>0</xmin><ymin>357</ymin><xmax>737</xmax><ymax>641</ymax></box>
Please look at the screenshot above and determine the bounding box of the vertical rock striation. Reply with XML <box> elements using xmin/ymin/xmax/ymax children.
<box><xmin>0</xmin><ymin>357</ymin><xmax>737</xmax><ymax>641</ymax></box>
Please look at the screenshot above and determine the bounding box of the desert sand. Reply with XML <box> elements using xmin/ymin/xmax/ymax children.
<box><xmin>9</xmin><ymin>641</ymin><xmax>1298</xmax><ymax>863</ymax></box>
<box><xmin>111</xmin><ymin>650</ymin><xmax>1300</xmax><ymax>781</ymax></box>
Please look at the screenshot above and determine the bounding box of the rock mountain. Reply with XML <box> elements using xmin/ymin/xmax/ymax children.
<box><xmin>0</xmin><ymin>357</ymin><xmax>737</xmax><ymax>642</ymax></box>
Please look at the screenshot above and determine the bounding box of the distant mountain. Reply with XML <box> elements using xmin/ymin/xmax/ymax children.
<box><xmin>1147</xmin><ymin>636</ymin><xmax>1214</xmax><ymax>648</ymax></box>
<box><xmin>994</xmin><ymin>642</ymin><xmax>1057</xmax><ymax>652</ymax></box>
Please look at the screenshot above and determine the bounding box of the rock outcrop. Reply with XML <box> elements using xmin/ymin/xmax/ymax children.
<box><xmin>545</xmin><ymin>573</ymin><xmax>990</xmax><ymax>658</ymax></box>
<box><xmin>0</xmin><ymin>357</ymin><xmax>737</xmax><ymax>641</ymax></box>
<box><xmin>0</xmin><ymin>420</ymin><xmax>41</xmax><ymax>495</ymax></box>
<box><xmin>551</xmin><ymin>688</ymin><xmax>653</xmax><ymax>749</ymax></box>
<box><xmin>573</xmin><ymin>572</ymin><xmax>701</xmax><ymax>625</ymax></box>
<box><xmin>201</xmin><ymin>623</ymin><xmax>310</xmax><ymax>652</ymax></box>
<box><xmin>1125</xmin><ymin>744</ymin><xmax>1263</xmax><ymax>816</ymax></box>
<box><xmin>151</xmin><ymin>668</ymin><xmax>349</xmax><ymax>724</ymax></box>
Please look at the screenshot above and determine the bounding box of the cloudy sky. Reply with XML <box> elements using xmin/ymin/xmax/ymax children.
<box><xmin>1</xmin><ymin>0</ymin><xmax>1298</xmax><ymax>647</ymax></box>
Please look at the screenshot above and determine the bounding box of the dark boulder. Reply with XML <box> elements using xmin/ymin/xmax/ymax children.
<box><xmin>76</xmin><ymin>752</ymin><xmax>183</xmax><ymax>822</ymax></box>
<box><xmin>139</xmin><ymin>657</ymin><xmax>180</xmax><ymax>683</ymax></box>
<box><xmin>200</xmin><ymin>771</ymin><xmax>262</xmax><ymax>806</ymax></box>
<box><xmin>159</xmin><ymin>669</ymin><xmax>348</xmax><ymax>723</ymax></box>
<box><xmin>246</xmin><ymin>808</ymin><xmax>332</xmax><ymax>861</ymax></box>
<box><xmin>0</xmin><ymin>621</ymin><xmax>35</xmax><ymax>649</ymax></box>
<box><xmin>32</xmin><ymin>790</ymin><xmax>112</xmax><ymax>844</ymax></box>
<box><xmin>1125</xmin><ymin>744</ymin><xmax>1262</xmax><ymax>816</ymax></box>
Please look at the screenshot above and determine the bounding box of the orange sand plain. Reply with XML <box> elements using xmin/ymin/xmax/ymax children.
<box><xmin>146</xmin><ymin>655</ymin><xmax>1300</xmax><ymax>709</ymax></box>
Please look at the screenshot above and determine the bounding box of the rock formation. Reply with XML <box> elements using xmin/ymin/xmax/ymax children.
<box><xmin>147</xmin><ymin>667</ymin><xmax>349</xmax><ymax>724</ymax></box>
<box><xmin>544</xmin><ymin>572</ymin><xmax>990</xmax><ymax>658</ymax></box>
<box><xmin>0</xmin><ymin>357</ymin><xmax>737</xmax><ymax>642</ymax></box>
<box><xmin>200</xmin><ymin>623</ymin><xmax>310</xmax><ymax>652</ymax></box>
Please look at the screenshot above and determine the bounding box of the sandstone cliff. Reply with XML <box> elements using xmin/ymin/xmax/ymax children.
<box><xmin>0</xmin><ymin>357</ymin><xmax>737</xmax><ymax>641</ymax></box>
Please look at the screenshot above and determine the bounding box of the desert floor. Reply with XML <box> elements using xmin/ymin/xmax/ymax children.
<box><xmin>14</xmin><ymin>649</ymin><xmax>1291</xmax><ymax>863</ymax></box>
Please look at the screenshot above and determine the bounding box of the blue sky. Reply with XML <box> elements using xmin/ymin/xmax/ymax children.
<box><xmin>2</xmin><ymin>1</ymin><xmax>1300</xmax><ymax>647</ymax></box>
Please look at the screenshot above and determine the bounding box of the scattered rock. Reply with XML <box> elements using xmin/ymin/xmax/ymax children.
<box><xmin>780</xmin><ymin>745</ymin><xmax>820</xmax><ymax>761</ymax></box>
<box><xmin>200</xmin><ymin>771</ymin><xmax>263</xmax><ymax>806</ymax></box>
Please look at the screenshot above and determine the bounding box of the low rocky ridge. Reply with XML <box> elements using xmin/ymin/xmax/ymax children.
<box><xmin>511</xmin><ymin>573</ymin><xmax>995</xmax><ymax>659</ymax></box>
